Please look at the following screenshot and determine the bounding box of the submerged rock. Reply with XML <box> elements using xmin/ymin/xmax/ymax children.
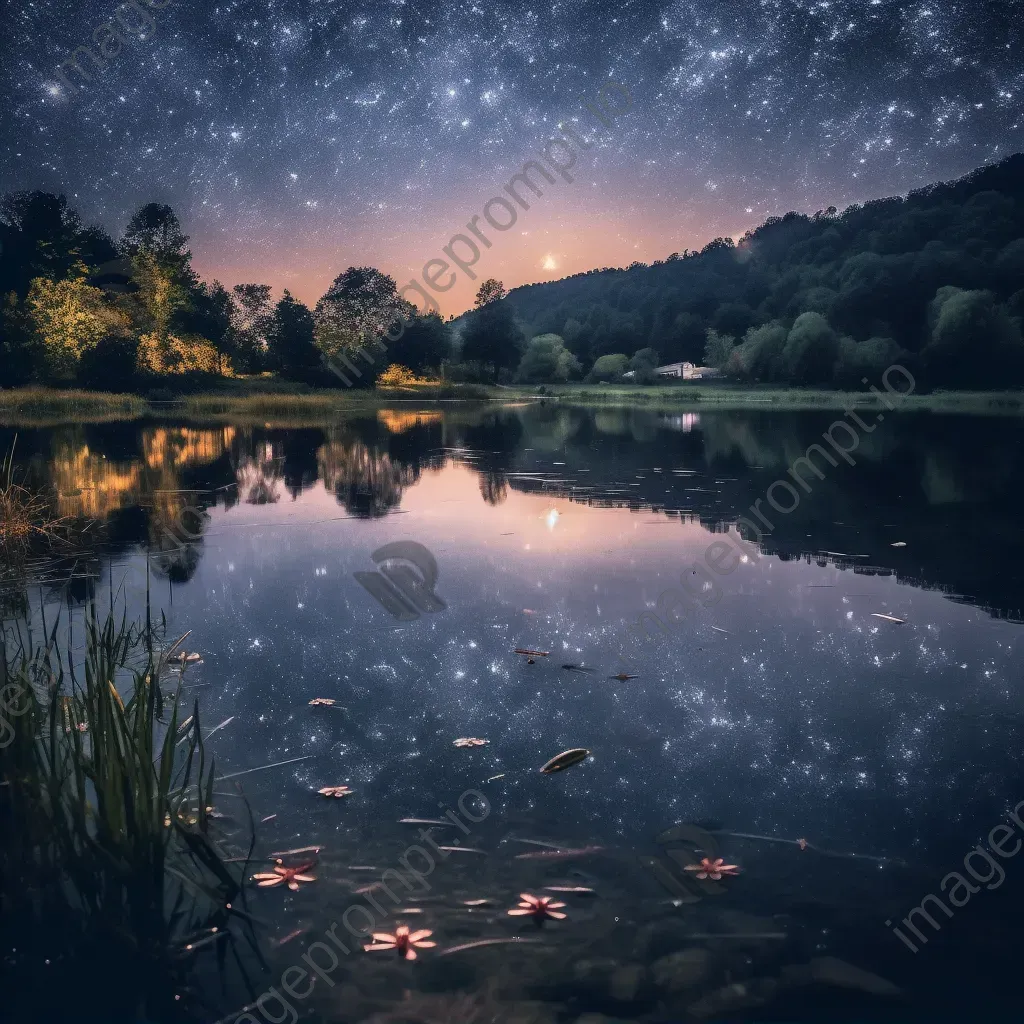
<box><xmin>807</xmin><ymin>956</ymin><xmax>901</xmax><ymax>996</ymax></box>
<box><xmin>688</xmin><ymin>977</ymin><xmax>779</xmax><ymax>1019</ymax></box>
<box><xmin>651</xmin><ymin>947</ymin><xmax>711</xmax><ymax>992</ymax></box>
<box><xmin>608</xmin><ymin>963</ymin><xmax>646</xmax><ymax>1003</ymax></box>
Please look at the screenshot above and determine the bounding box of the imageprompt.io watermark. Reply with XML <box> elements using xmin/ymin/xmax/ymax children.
<box><xmin>353</xmin><ymin>541</ymin><xmax>446</xmax><ymax>622</ymax></box>
<box><xmin>51</xmin><ymin>0</ymin><xmax>174</xmax><ymax>97</ymax></box>
<box><xmin>0</xmin><ymin>678</ymin><xmax>31</xmax><ymax>749</ymax></box>
<box><xmin>222</xmin><ymin>787</ymin><xmax>491</xmax><ymax>1024</ymax></box>
<box><xmin>322</xmin><ymin>77</ymin><xmax>634</xmax><ymax>387</ymax></box>
<box><xmin>887</xmin><ymin>798</ymin><xmax>1024</xmax><ymax>953</ymax></box>
<box><xmin>615</xmin><ymin>363</ymin><xmax>917</xmax><ymax>671</ymax></box>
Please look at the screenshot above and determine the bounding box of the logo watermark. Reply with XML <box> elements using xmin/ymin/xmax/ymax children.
<box><xmin>616</xmin><ymin>364</ymin><xmax>917</xmax><ymax>670</ymax></box>
<box><xmin>322</xmin><ymin>78</ymin><xmax>634</xmax><ymax>386</ymax></box>
<box><xmin>641</xmin><ymin>822</ymin><xmax>731</xmax><ymax>904</ymax></box>
<box><xmin>353</xmin><ymin>541</ymin><xmax>446</xmax><ymax>622</ymax></box>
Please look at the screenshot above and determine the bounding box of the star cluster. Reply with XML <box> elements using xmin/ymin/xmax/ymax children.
<box><xmin>1</xmin><ymin>0</ymin><xmax>1020</xmax><ymax>311</ymax></box>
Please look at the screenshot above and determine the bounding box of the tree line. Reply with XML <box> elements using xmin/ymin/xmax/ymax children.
<box><xmin>2</xmin><ymin>153</ymin><xmax>1022</xmax><ymax>392</ymax></box>
<box><xmin>502</xmin><ymin>154</ymin><xmax>1024</xmax><ymax>389</ymax></box>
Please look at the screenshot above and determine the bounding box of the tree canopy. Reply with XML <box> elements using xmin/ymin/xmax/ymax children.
<box><xmin>2</xmin><ymin>154</ymin><xmax>1024</xmax><ymax>391</ymax></box>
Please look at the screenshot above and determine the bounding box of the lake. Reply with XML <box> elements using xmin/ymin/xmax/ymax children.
<box><xmin>3</xmin><ymin>401</ymin><xmax>1024</xmax><ymax>1023</ymax></box>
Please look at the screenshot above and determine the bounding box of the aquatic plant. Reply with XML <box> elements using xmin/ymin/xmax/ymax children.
<box><xmin>684</xmin><ymin>857</ymin><xmax>740</xmax><ymax>880</ymax></box>
<box><xmin>0</xmin><ymin>441</ymin><xmax>68</xmax><ymax>576</ymax></box>
<box><xmin>317</xmin><ymin>785</ymin><xmax>353</xmax><ymax>798</ymax></box>
<box><xmin>0</xmin><ymin>606</ymin><xmax>259</xmax><ymax>1022</ymax></box>
<box><xmin>364</xmin><ymin>924</ymin><xmax>437</xmax><ymax>960</ymax></box>
<box><xmin>251</xmin><ymin>858</ymin><xmax>318</xmax><ymax>890</ymax></box>
<box><xmin>507</xmin><ymin>893</ymin><xmax>567</xmax><ymax>922</ymax></box>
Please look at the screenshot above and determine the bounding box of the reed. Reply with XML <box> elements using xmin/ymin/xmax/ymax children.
<box><xmin>0</xmin><ymin>441</ymin><xmax>69</xmax><ymax>582</ymax></box>
<box><xmin>0</xmin><ymin>605</ymin><xmax>259</xmax><ymax>1022</ymax></box>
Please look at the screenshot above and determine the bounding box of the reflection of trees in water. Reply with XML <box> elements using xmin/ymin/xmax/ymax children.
<box><xmin>700</xmin><ymin>411</ymin><xmax>905</xmax><ymax>472</ymax></box>
<box><xmin>50</xmin><ymin>437</ymin><xmax>142</xmax><ymax>520</ymax></box>
<box><xmin>235</xmin><ymin>442</ymin><xmax>283</xmax><ymax>505</ymax></box>
<box><xmin>317</xmin><ymin>438</ymin><xmax>420</xmax><ymax>518</ymax></box>
<box><xmin>16</xmin><ymin>409</ymin><xmax>1024</xmax><ymax>619</ymax></box>
<box><xmin>507</xmin><ymin>407</ymin><xmax>1024</xmax><ymax>621</ymax></box>
<box><xmin>515</xmin><ymin>405</ymin><xmax>578</xmax><ymax>451</ymax></box>
<box><xmin>457</xmin><ymin>412</ymin><xmax>525</xmax><ymax>507</ymax></box>
<box><xmin>477</xmin><ymin>471</ymin><xmax>507</xmax><ymax>506</ymax></box>
<box><xmin>147</xmin><ymin>494</ymin><xmax>209</xmax><ymax>583</ymax></box>
<box><xmin>280</xmin><ymin>429</ymin><xmax>326</xmax><ymax>499</ymax></box>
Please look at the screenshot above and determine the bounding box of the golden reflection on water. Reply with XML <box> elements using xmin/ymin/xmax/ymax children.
<box><xmin>377</xmin><ymin>409</ymin><xmax>443</xmax><ymax>434</ymax></box>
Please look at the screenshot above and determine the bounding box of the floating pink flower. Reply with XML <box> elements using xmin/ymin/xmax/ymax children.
<box><xmin>683</xmin><ymin>857</ymin><xmax>740</xmax><ymax>880</ymax></box>
<box><xmin>507</xmin><ymin>892</ymin><xmax>567</xmax><ymax>922</ymax></box>
<box><xmin>364</xmin><ymin>925</ymin><xmax>436</xmax><ymax>960</ymax></box>
<box><xmin>251</xmin><ymin>859</ymin><xmax>317</xmax><ymax>891</ymax></box>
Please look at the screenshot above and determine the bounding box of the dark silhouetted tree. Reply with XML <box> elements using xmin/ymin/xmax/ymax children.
<box><xmin>267</xmin><ymin>290</ymin><xmax>319</xmax><ymax>378</ymax></box>
<box><xmin>474</xmin><ymin>278</ymin><xmax>506</xmax><ymax>307</ymax></box>
<box><xmin>460</xmin><ymin>300</ymin><xmax>525</xmax><ymax>378</ymax></box>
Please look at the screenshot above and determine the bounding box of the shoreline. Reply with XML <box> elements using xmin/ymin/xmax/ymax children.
<box><xmin>511</xmin><ymin>383</ymin><xmax>1024</xmax><ymax>415</ymax></box>
<box><xmin>2</xmin><ymin>382</ymin><xmax>1023</xmax><ymax>427</ymax></box>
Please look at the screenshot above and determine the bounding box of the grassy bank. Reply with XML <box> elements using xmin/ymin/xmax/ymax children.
<box><xmin>0</xmin><ymin>388</ymin><xmax>148</xmax><ymax>426</ymax></box>
<box><xmin>514</xmin><ymin>382</ymin><xmax>1024</xmax><ymax>415</ymax></box>
<box><xmin>4</xmin><ymin>381</ymin><xmax>1024</xmax><ymax>426</ymax></box>
<box><xmin>0</xmin><ymin>383</ymin><xmax>495</xmax><ymax>427</ymax></box>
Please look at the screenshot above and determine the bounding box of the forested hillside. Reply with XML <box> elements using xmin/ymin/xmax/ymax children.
<box><xmin>499</xmin><ymin>154</ymin><xmax>1024</xmax><ymax>388</ymax></box>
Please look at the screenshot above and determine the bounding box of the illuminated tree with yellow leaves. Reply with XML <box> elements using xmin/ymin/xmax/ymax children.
<box><xmin>26</xmin><ymin>265</ymin><xmax>129</xmax><ymax>381</ymax></box>
<box><xmin>128</xmin><ymin>251</ymin><xmax>191</xmax><ymax>363</ymax></box>
<box><xmin>137</xmin><ymin>331</ymin><xmax>223</xmax><ymax>375</ymax></box>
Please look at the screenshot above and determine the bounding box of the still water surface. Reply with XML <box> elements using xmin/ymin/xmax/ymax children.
<box><xmin>4</xmin><ymin>403</ymin><xmax>1024</xmax><ymax>1022</ymax></box>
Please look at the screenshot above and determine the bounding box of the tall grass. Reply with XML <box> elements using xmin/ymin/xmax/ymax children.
<box><xmin>0</xmin><ymin>388</ymin><xmax>146</xmax><ymax>427</ymax></box>
<box><xmin>0</xmin><ymin>441</ymin><xmax>70</xmax><ymax>591</ymax></box>
<box><xmin>0</xmin><ymin>605</ymin><xmax>259</xmax><ymax>1022</ymax></box>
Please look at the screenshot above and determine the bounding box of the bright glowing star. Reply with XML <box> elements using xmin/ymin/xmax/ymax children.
<box><xmin>542</xmin><ymin>254</ymin><xmax>558</xmax><ymax>270</ymax></box>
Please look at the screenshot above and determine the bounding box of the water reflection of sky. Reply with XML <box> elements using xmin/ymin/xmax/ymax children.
<box><xmin>90</xmin><ymin>455</ymin><xmax>1024</xmax><ymax>871</ymax></box>
<box><xmin>8</xmin><ymin>409</ymin><xmax>1024</xmax><ymax>1018</ymax></box>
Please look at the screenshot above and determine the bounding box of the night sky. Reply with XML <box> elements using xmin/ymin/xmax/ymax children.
<box><xmin>2</xmin><ymin>0</ymin><xmax>1021</xmax><ymax>314</ymax></box>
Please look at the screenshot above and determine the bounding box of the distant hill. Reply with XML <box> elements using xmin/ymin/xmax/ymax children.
<box><xmin>482</xmin><ymin>154</ymin><xmax>1024</xmax><ymax>389</ymax></box>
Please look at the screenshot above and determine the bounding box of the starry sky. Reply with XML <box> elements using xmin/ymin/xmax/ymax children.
<box><xmin>2</xmin><ymin>0</ymin><xmax>1022</xmax><ymax>314</ymax></box>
